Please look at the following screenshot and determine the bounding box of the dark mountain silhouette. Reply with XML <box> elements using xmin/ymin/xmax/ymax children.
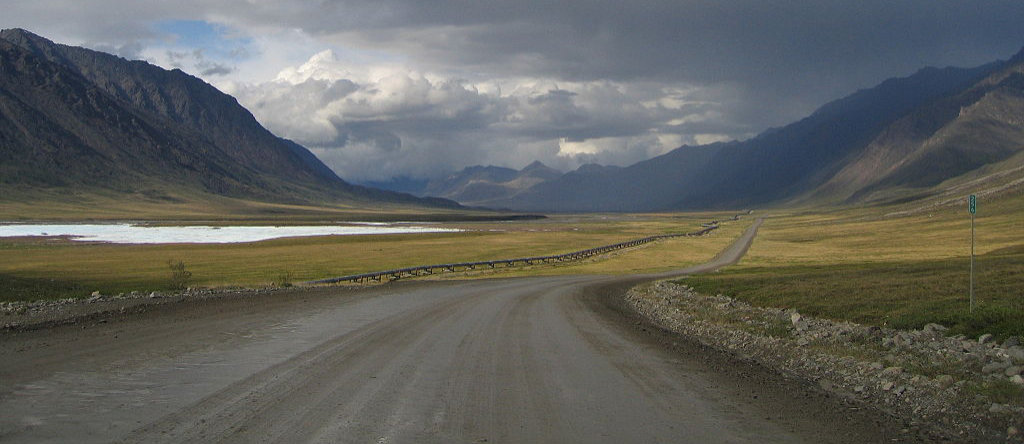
<box><xmin>366</xmin><ymin>161</ymin><xmax>563</xmax><ymax>206</ymax></box>
<box><xmin>0</xmin><ymin>29</ymin><xmax>457</xmax><ymax>209</ymax></box>
<box><xmin>7</xmin><ymin>28</ymin><xmax>1019</xmax><ymax>214</ymax></box>
<box><xmin>483</xmin><ymin>51</ymin><xmax>1021</xmax><ymax>211</ymax></box>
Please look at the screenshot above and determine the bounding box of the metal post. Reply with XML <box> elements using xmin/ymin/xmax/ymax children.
<box><xmin>970</xmin><ymin>210</ymin><xmax>975</xmax><ymax>313</ymax></box>
<box><xmin>968</xmin><ymin>194</ymin><xmax>976</xmax><ymax>313</ymax></box>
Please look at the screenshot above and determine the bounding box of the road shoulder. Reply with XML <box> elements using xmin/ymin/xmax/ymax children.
<box><xmin>628</xmin><ymin>281</ymin><xmax>1023</xmax><ymax>443</ymax></box>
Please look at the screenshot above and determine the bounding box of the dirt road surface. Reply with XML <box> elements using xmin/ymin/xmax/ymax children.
<box><xmin>0</xmin><ymin>220</ymin><xmax>914</xmax><ymax>442</ymax></box>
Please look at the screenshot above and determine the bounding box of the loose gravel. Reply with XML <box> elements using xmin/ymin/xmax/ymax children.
<box><xmin>628</xmin><ymin>281</ymin><xmax>1024</xmax><ymax>443</ymax></box>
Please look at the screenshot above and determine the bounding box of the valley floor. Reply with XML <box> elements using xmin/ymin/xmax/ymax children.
<box><xmin>0</xmin><ymin>222</ymin><xmax>915</xmax><ymax>443</ymax></box>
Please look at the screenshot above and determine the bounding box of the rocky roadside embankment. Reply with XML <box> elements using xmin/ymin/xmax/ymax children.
<box><xmin>627</xmin><ymin>281</ymin><xmax>1024</xmax><ymax>443</ymax></box>
<box><xmin>0</xmin><ymin>287</ymin><xmax>289</xmax><ymax>331</ymax></box>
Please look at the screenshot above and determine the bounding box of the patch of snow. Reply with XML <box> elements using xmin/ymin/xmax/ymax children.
<box><xmin>0</xmin><ymin>223</ymin><xmax>461</xmax><ymax>244</ymax></box>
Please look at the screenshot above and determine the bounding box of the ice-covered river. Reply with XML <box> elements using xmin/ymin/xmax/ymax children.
<box><xmin>0</xmin><ymin>223</ymin><xmax>462</xmax><ymax>244</ymax></box>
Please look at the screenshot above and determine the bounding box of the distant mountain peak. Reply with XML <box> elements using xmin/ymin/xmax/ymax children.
<box><xmin>0</xmin><ymin>28</ymin><xmax>57</xmax><ymax>52</ymax></box>
<box><xmin>0</xmin><ymin>27</ymin><xmax>40</xmax><ymax>39</ymax></box>
<box><xmin>0</xmin><ymin>29</ymin><xmax>458</xmax><ymax>209</ymax></box>
<box><xmin>519</xmin><ymin>161</ymin><xmax>561</xmax><ymax>181</ymax></box>
<box><xmin>523</xmin><ymin>160</ymin><xmax>549</xmax><ymax>170</ymax></box>
<box><xmin>493</xmin><ymin>49</ymin><xmax>1021</xmax><ymax>212</ymax></box>
<box><xmin>407</xmin><ymin>160</ymin><xmax>565</xmax><ymax>205</ymax></box>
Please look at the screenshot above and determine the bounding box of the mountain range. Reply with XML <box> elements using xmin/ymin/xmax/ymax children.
<box><xmin>367</xmin><ymin>161</ymin><xmax>563</xmax><ymax>207</ymax></box>
<box><xmin>3</xmin><ymin>28</ymin><xmax>1022</xmax><ymax>214</ymax></box>
<box><xmin>0</xmin><ymin>29</ymin><xmax>457</xmax><ymax>210</ymax></box>
<box><xmin>376</xmin><ymin>47</ymin><xmax>1024</xmax><ymax>212</ymax></box>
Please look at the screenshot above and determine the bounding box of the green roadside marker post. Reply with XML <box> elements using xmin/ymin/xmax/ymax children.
<box><xmin>969</xmin><ymin>194</ymin><xmax>976</xmax><ymax>313</ymax></box>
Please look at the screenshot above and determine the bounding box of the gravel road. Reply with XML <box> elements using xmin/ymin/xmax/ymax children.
<box><xmin>0</xmin><ymin>220</ymin><xmax>912</xmax><ymax>442</ymax></box>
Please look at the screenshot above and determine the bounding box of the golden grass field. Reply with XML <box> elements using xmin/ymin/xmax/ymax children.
<box><xmin>0</xmin><ymin>211</ymin><xmax>744</xmax><ymax>301</ymax></box>
<box><xmin>682</xmin><ymin>188</ymin><xmax>1024</xmax><ymax>338</ymax></box>
<box><xmin>3</xmin><ymin>183</ymin><xmax>1021</xmax><ymax>341</ymax></box>
<box><xmin>742</xmin><ymin>192</ymin><xmax>1024</xmax><ymax>267</ymax></box>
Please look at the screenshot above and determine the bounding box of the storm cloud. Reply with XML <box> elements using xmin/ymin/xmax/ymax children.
<box><xmin>4</xmin><ymin>0</ymin><xmax>1024</xmax><ymax>180</ymax></box>
<box><xmin>221</xmin><ymin>48</ymin><xmax>704</xmax><ymax>181</ymax></box>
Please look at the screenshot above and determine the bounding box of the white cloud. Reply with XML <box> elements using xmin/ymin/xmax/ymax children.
<box><xmin>225</xmin><ymin>50</ymin><xmax>728</xmax><ymax>181</ymax></box>
<box><xmin>7</xmin><ymin>1</ymin><xmax>1020</xmax><ymax>182</ymax></box>
<box><xmin>693</xmin><ymin>134</ymin><xmax>733</xmax><ymax>145</ymax></box>
<box><xmin>557</xmin><ymin>138</ymin><xmax>600</xmax><ymax>156</ymax></box>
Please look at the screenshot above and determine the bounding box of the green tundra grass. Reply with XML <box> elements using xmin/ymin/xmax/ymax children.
<box><xmin>680</xmin><ymin>188</ymin><xmax>1024</xmax><ymax>339</ymax></box>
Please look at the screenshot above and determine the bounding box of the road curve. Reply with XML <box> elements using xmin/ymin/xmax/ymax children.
<box><xmin>651</xmin><ymin>217</ymin><xmax>762</xmax><ymax>278</ymax></box>
<box><xmin>0</xmin><ymin>218</ymin><xmax>905</xmax><ymax>443</ymax></box>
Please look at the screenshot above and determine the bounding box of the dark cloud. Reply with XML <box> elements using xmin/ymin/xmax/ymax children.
<box><xmin>5</xmin><ymin>0</ymin><xmax>1024</xmax><ymax>181</ymax></box>
<box><xmin>160</xmin><ymin>48</ymin><xmax>235</xmax><ymax>76</ymax></box>
<box><xmin>190</xmin><ymin>1</ymin><xmax>1024</xmax><ymax>168</ymax></box>
<box><xmin>229</xmin><ymin>52</ymin><xmax>687</xmax><ymax>181</ymax></box>
<box><xmin>199</xmin><ymin>62</ymin><xmax>234</xmax><ymax>76</ymax></box>
<box><xmin>308</xmin><ymin>0</ymin><xmax>1024</xmax><ymax>127</ymax></box>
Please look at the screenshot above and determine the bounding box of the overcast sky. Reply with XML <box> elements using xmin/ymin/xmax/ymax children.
<box><xmin>4</xmin><ymin>1</ymin><xmax>1024</xmax><ymax>182</ymax></box>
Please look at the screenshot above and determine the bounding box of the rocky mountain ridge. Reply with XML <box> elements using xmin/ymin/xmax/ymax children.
<box><xmin>404</xmin><ymin>47</ymin><xmax>1024</xmax><ymax>211</ymax></box>
<box><xmin>0</xmin><ymin>28</ymin><xmax>457</xmax><ymax>209</ymax></box>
